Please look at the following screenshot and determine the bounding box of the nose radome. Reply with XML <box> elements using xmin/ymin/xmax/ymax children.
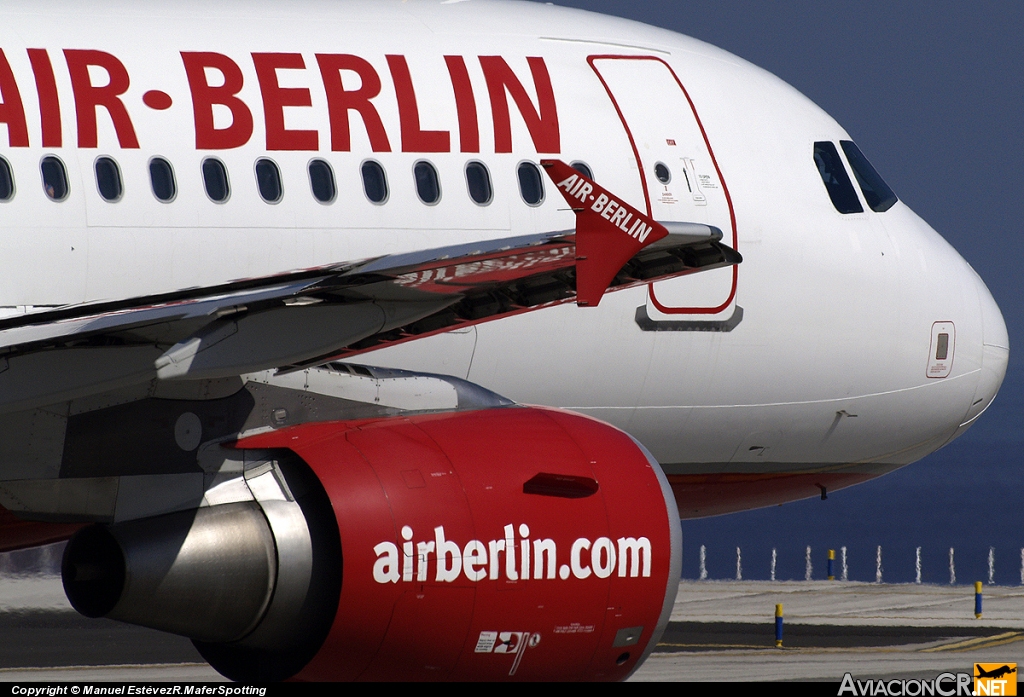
<box><xmin>960</xmin><ymin>271</ymin><xmax>1008</xmax><ymax>427</ymax></box>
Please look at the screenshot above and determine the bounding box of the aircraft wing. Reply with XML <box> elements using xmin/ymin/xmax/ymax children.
<box><xmin>0</xmin><ymin>162</ymin><xmax>734</xmax><ymax>680</ymax></box>
<box><xmin>0</xmin><ymin>180</ymin><xmax>739</xmax><ymax>413</ymax></box>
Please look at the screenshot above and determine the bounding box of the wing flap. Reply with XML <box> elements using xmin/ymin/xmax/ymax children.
<box><xmin>303</xmin><ymin>228</ymin><xmax>739</xmax><ymax>366</ymax></box>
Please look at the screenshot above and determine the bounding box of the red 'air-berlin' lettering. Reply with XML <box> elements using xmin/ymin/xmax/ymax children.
<box><xmin>28</xmin><ymin>49</ymin><xmax>61</xmax><ymax>147</ymax></box>
<box><xmin>0</xmin><ymin>49</ymin><xmax>29</xmax><ymax>147</ymax></box>
<box><xmin>0</xmin><ymin>50</ymin><xmax>563</xmax><ymax>154</ymax></box>
<box><xmin>181</xmin><ymin>52</ymin><xmax>254</xmax><ymax>150</ymax></box>
<box><xmin>64</xmin><ymin>49</ymin><xmax>139</xmax><ymax>148</ymax></box>
<box><xmin>386</xmin><ymin>55</ymin><xmax>449</xmax><ymax>153</ymax></box>
<box><xmin>316</xmin><ymin>54</ymin><xmax>391</xmax><ymax>153</ymax></box>
<box><xmin>480</xmin><ymin>56</ymin><xmax>559</xmax><ymax>154</ymax></box>
<box><xmin>444</xmin><ymin>55</ymin><xmax>479</xmax><ymax>153</ymax></box>
<box><xmin>252</xmin><ymin>52</ymin><xmax>318</xmax><ymax>151</ymax></box>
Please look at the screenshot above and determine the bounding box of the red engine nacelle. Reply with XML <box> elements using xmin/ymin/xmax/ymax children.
<box><xmin>243</xmin><ymin>405</ymin><xmax>679</xmax><ymax>681</ymax></box>
<box><xmin>64</xmin><ymin>406</ymin><xmax>680</xmax><ymax>681</ymax></box>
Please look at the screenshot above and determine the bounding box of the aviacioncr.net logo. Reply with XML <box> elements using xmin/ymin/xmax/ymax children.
<box><xmin>839</xmin><ymin>672</ymin><xmax>973</xmax><ymax>696</ymax></box>
<box><xmin>975</xmin><ymin>664</ymin><xmax>1017</xmax><ymax>696</ymax></box>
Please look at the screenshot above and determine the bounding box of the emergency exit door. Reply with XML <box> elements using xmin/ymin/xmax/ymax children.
<box><xmin>589</xmin><ymin>55</ymin><xmax>738</xmax><ymax>317</ymax></box>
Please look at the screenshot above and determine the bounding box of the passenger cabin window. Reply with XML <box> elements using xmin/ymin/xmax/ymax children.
<box><xmin>813</xmin><ymin>142</ymin><xmax>863</xmax><ymax>214</ymax></box>
<box><xmin>308</xmin><ymin>159</ymin><xmax>336</xmax><ymax>204</ymax></box>
<box><xmin>255</xmin><ymin>158</ymin><xmax>283</xmax><ymax>204</ymax></box>
<box><xmin>465</xmin><ymin>161</ymin><xmax>492</xmax><ymax>205</ymax></box>
<box><xmin>517</xmin><ymin>161</ymin><xmax>544</xmax><ymax>206</ymax></box>
<box><xmin>95</xmin><ymin>157</ymin><xmax>123</xmax><ymax>202</ymax></box>
<box><xmin>571</xmin><ymin>161</ymin><xmax>594</xmax><ymax>180</ymax></box>
<box><xmin>361</xmin><ymin>160</ymin><xmax>388</xmax><ymax>204</ymax></box>
<box><xmin>654</xmin><ymin>162</ymin><xmax>671</xmax><ymax>184</ymax></box>
<box><xmin>40</xmin><ymin>156</ymin><xmax>69</xmax><ymax>201</ymax></box>
<box><xmin>202</xmin><ymin>158</ymin><xmax>230</xmax><ymax>203</ymax></box>
<box><xmin>414</xmin><ymin>161</ymin><xmax>441</xmax><ymax>205</ymax></box>
<box><xmin>840</xmin><ymin>141</ymin><xmax>898</xmax><ymax>212</ymax></box>
<box><xmin>0</xmin><ymin>157</ymin><xmax>13</xmax><ymax>201</ymax></box>
<box><xmin>149</xmin><ymin>158</ymin><xmax>176</xmax><ymax>202</ymax></box>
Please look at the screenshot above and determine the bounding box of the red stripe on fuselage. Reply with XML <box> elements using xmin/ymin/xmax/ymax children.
<box><xmin>0</xmin><ymin>503</ymin><xmax>83</xmax><ymax>554</ymax></box>
<box><xmin>669</xmin><ymin>472</ymin><xmax>885</xmax><ymax>519</ymax></box>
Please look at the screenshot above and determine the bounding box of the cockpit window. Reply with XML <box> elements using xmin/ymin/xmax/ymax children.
<box><xmin>840</xmin><ymin>141</ymin><xmax>898</xmax><ymax>212</ymax></box>
<box><xmin>813</xmin><ymin>142</ymin><xmax>862</xmax><ymax>214</ymax></box>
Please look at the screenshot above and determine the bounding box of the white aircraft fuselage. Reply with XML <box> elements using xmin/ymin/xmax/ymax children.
<box><xmin>0</xmin><ymin>0</ymin><xmax>1007</xmax><ymax>517</ymax></box>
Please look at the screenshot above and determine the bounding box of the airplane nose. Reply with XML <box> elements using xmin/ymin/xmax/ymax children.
<box><xmin>960</xmin><ymin>271</ymin><xmax>1008</xmax><ymax>427</ymax></box>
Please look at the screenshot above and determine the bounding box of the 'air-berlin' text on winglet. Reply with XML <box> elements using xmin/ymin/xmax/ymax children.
<box><xmin>541</xmin><ymin>159</ymin><xmax>669</xmax><ymax>307</ymax></box>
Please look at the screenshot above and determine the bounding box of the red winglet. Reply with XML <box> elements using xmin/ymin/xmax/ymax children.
<box><xmin>541</xmin><ymin>159</ymin><xmax>668</xmax><ymax>307</ymax></box>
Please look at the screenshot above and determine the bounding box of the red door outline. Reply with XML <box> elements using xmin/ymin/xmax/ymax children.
<box><xmin>587</xmin><ymin>55</ymin><xmax>739</xmax><ymax>315</ymax></box>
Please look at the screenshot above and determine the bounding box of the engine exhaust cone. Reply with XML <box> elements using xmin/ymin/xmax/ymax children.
<box><xmin>61</xmin><ymin>503</ymin><xmax>277</xmax><ymax>643</ymax></box>
<box><xmin>62</xmin><ymin>524</ymin><xmax>125</xmax><ymax>618</ymax></box>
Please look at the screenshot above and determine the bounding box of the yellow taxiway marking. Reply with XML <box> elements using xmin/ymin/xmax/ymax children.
<box><xmin>657</xmin><ymin>642</ymin><xmax>776</xmax><ymax>650</ymax></box>
<box><xmin>922</xmin><ymin>632</ymin><xmax>1023</xmax><ymax>653</ymax></box>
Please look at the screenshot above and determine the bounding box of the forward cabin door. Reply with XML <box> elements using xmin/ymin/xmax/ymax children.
<box><xmin>589</xmin><ymin>56</ymin><xmax>738</xmax><ymax>320</ymax></box>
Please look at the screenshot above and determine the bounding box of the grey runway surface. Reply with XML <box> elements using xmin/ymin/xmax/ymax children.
<box><xmin>0</xmin><ymin>572</ymin><xmax>225</xmax><ymax>682</ymax></box>
<box><xmin>634</xmin><ymin>581</ymin><xmax>1024</xmax><ymax>681</ymax></box>
<box><xmin>0</xmin><ymin>610</ymin><xmax>208</xmax><ymax>669</ymax></box>
<box><xmin>1</xmin><ymin>577</ymin><xmax>1022</xmax><ymax>682</ymax></box>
